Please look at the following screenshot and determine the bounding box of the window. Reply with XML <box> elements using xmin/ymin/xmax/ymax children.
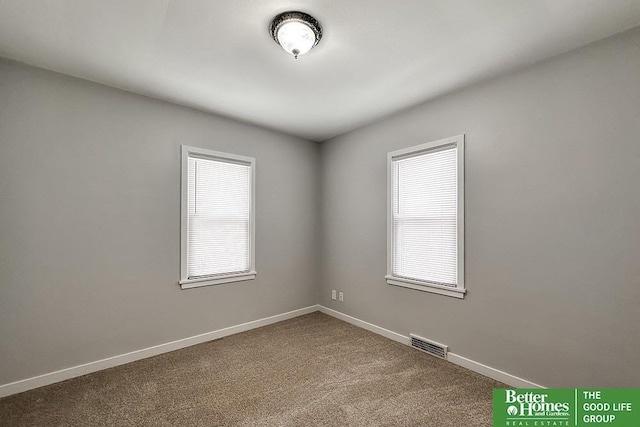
<box><xmin>386</xmin><ymin>135</ymin><xmax>465</xmax><ymax>298</ymax></box>
<box><xmin>180</xmin><ymin>146</ymin><xmax>256</xmax><ymax>289</ymax></box>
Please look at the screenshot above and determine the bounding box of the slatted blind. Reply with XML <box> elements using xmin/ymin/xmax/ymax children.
<box><xmin>187</xmin><ymin>156</ymin><xmax>251</xmax><ymax>279</ymax></box>
<box><xmin>391</xmin><ymin>145</ymin><xmax>458</xmax><ymax>286</ymax></box>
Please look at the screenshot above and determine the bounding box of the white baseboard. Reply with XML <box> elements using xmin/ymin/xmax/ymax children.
<box><xmin>318</xmin><ymin>305</ymin><xmax>544</xmax><ymax>389</ymax></box>
<box><xmin>0</xmin><ymin>305</ymin><xmax>320</xmax><ymax>398</ymax></box>
<box><xmin>318</xmin><ymin>306</ymin><xmax>410</xmax><ymax>345</ymax></box>
<box><xmin>447</xmin><ymin>353</ymin><xmax>544</xmax><ymax>389</ymax></box>
<box><xmin>1</xmin><ymin>304</ymin><xmax>543</xmax><ymax>397</ymax></box>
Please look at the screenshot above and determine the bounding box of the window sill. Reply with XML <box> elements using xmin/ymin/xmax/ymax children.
<box><xmin>180</xmin><ymin>271</ymin><xmax>257</xmax><ymax>290</ymax></box>
<box><xmin>385</xmin><ymin>275</ymin><xmax>465</xmax><ymax>299</ymax></box>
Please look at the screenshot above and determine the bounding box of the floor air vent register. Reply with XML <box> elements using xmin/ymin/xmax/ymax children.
<box><xmin>410</xmin><ymin>334</ymin><xmax>448</xmax><ymax>359</ymax></box>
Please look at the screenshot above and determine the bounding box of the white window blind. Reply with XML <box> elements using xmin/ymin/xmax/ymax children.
<box><xmin>180</xmin><ymin>146</ymin><xmax>255</xmax><ymax>289</ymax></box>
<box><xmin>387</xmin><ymin>135</ymin><xmax>464</xmax><ymax>298</ymax></box>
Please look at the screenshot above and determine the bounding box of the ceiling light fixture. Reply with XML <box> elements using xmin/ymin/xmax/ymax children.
<box><xmin>270</xmin><ymin>11</ymin><xmax>322</xmax><ymax>60</ymax></box>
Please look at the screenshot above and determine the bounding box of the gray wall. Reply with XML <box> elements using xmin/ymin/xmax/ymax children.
<box><xmin>2</xmin><ymin>27</ymin><xmax>639</xmax><ymax>390</ymax></box>
<box><xmin>319</xmin><ymin>27</ymin><xmax>640</xmax><ymax>387</ymax></box>
<box><xmin>0</xmin><ymin>58</ymin><xmax>320</xmax><ymax>385</ymax></box>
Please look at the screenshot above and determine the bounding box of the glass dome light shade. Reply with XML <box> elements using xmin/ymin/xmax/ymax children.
<box><xmin>276</xmin><ymin>21</ymin><xmax>316</xmax><ymax>58</ymax></box>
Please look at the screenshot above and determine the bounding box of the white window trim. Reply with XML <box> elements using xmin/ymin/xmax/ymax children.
<box><xmin>386</xmin><ymin>134</ymin><xmax>465</xmax><ymax>299</ymax></box>
<box><xmin>179</xmin><ymin>145</ymin><xmax>256</xmax><ymax>290</ymax></box>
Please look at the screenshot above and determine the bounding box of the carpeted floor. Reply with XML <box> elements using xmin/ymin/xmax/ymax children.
<box><xmin>0</xmin><ymin>312</ymin><xmax>504</xmax><ymax>426</ymax></box>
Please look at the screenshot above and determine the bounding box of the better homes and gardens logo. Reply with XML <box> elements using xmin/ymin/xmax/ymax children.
<box><xmin>493</xmin><ymin>389</ymin><xmax>639</xmax><ymax>426</ymax></box>
<box><xmin>498</xmin><ymin>389</ymin><xmax>572</xmax><ymax>426</ymax></box>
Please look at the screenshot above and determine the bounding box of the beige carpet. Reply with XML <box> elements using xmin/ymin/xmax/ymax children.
<box><xmin>0</xmin><ymin>312</ymin><xmax>504</xmax><ymax>426</ymax></box>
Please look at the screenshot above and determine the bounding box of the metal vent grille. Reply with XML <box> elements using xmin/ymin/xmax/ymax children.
<box><xmin>410</xmin><ymin>334</ymin><xmax>448</xmax><ymax>359</ymax></box>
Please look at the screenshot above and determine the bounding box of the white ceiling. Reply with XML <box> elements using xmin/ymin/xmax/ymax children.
<box><xmin>1</xmin><ymin>1</ymin><xmax>639</xmax><ymax>141</ymax></box>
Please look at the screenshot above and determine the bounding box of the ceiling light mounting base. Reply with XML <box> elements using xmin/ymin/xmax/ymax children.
<box><xmin>270</xmin><ymin>11</ymin><xmax>322</xmax><ymax>59</ymax></box>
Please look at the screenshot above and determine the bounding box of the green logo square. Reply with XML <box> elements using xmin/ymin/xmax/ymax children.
<box><xmin>493</xmin><ymin>388</ymin><xmax>640</xmax><ymax>426</ymax></box>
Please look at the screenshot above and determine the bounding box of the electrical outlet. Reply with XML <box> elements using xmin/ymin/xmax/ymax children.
<box><xmin>339</xmin><ymin>292</ymin><xmax>344</xmax><ymax>302</ymax></box>
<box><xmin>331</xmin><ymin>290</ymin><xmax>337</xmax><ymax>300</ymax></box>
